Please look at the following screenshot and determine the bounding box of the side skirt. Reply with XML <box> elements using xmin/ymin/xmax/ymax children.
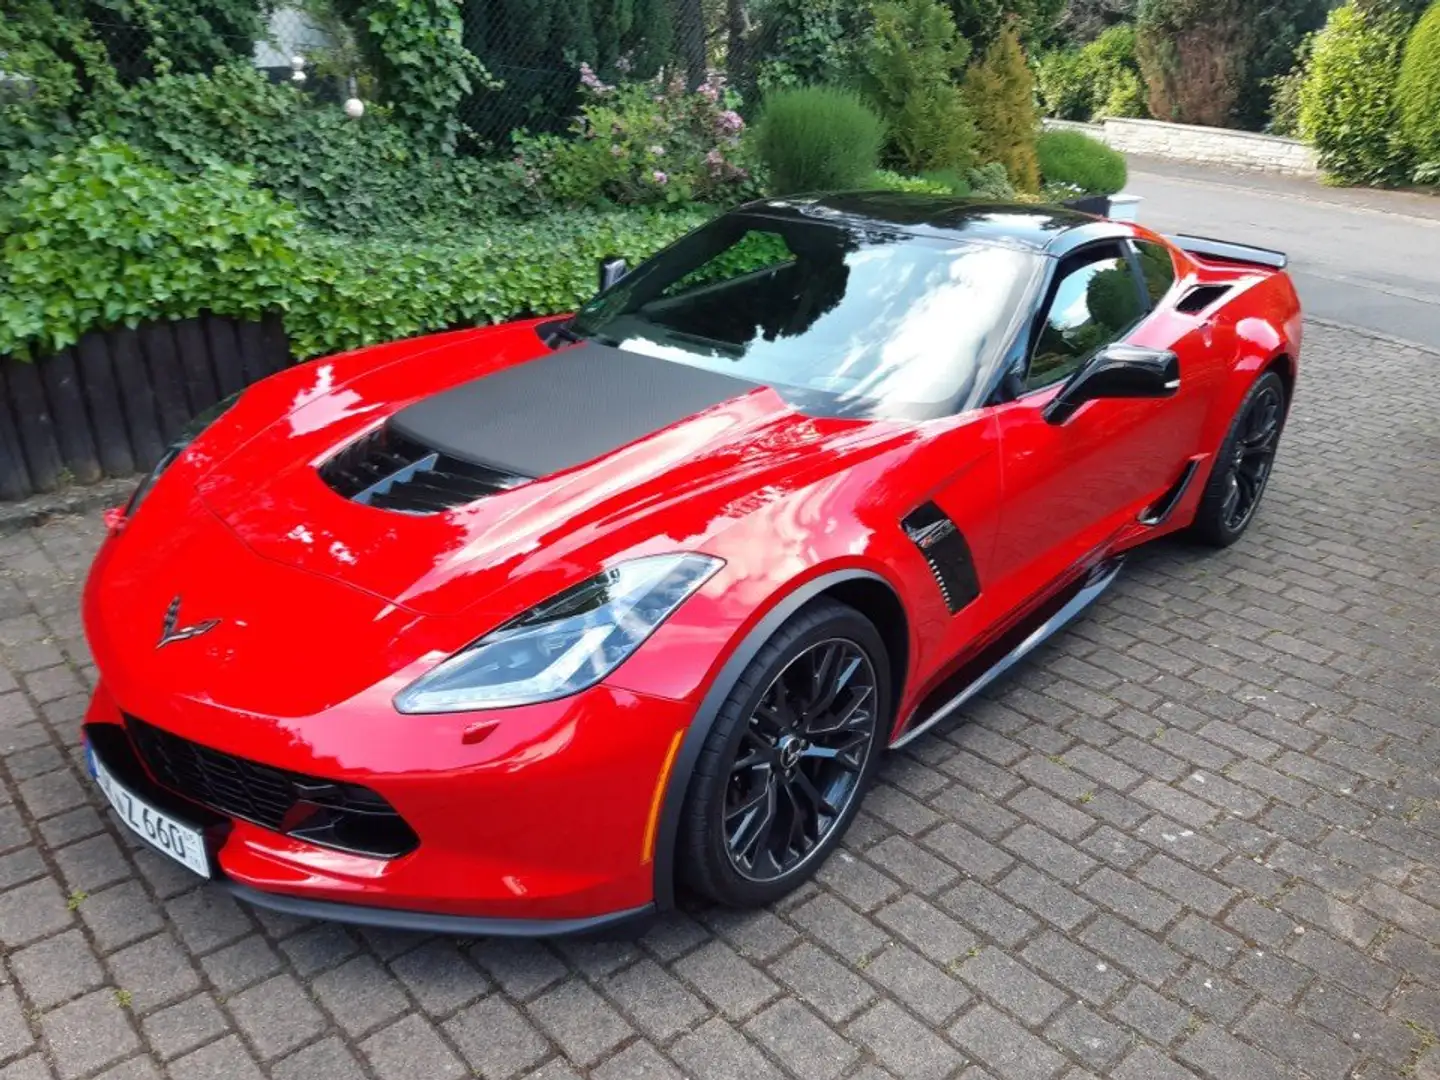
<box><xmin>890</xmin><ymin>559</ymin><xmax>1124</xmax><ymax>750</ymax></box>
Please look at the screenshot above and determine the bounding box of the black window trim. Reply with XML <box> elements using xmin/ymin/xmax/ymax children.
<box><xmin>1127</xmin><ymin>237</ymin><xmax>1180</xmax><ymax>312</ymax></box>
<box><xmin>1013</xmin><ymin>239</ymin><xmax>1150</xmax><ymax>398</ymax></box>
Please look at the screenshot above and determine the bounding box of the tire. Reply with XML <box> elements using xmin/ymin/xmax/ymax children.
<box><xmin>1189</xmin><ymin>370</ymin><xmax>1287</xmax><ymax>548</ymax></box>
<box><xmin>678</xmin><ymin>599</ymin><xmax>891</xmax><ymax>907</ymax></box>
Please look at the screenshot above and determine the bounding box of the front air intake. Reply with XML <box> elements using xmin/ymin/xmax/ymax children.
<box><xmin>902</xmin><ymin>503</ymin><xmax>981</xmax><ymax>614</ymax></box>
<box><xmin>319</xmin><ymin>426</ymin><xmax>530</xmax><ymax>514</ymax></box>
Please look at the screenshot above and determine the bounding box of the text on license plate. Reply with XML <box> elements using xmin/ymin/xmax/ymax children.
<box><xmin>89</xmin><ymin>747</ymin><xmax>211</xmax><ymax>878</ymax></box>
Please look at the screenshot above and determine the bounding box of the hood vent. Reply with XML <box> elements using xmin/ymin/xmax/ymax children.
<box><xmin>320</xmin><ymin>426</ymin><xmax>530</xmax><ymax>513</ymax></box>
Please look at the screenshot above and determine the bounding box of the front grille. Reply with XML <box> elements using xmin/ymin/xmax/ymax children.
<box><xmin>124</xmin><ymin>715</ymin><xmax>418</xmax><ymax>859</ymax></box>
<box><xmin>320</xmin><ymin>425</ymin><xmax>529</xmax><ymax>513</ymax></box>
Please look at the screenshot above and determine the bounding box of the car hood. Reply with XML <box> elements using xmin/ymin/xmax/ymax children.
<box><xmin>193</xmin><ymin>323</ymin><xmax>892</xmax><ymax>618</ymax></box>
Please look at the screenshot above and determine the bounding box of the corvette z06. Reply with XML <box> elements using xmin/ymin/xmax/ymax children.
<box><xmin>81</xmin><ymin>194</ymin><xmax>1301</xmax><ymax>935</ymax></box>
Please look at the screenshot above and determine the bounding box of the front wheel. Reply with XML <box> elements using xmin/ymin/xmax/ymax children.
<box><xmin>678</xmin><ymin>600</ymin><xmax>890</xmax><ymax>907</ymax></box>
<box><xmin>1189</xmin><ymin>370</ymin><xmax>1287</xmax><ymax>548</ymax></box>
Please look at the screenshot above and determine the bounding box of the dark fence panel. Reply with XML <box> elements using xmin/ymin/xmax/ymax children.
<box><xmin>0</xmin><ymin>313</ymin><xmax>294</xmax><ymax>502</ymax></box>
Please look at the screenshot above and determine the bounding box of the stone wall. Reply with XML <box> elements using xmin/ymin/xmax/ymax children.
<box><xmin>1043</xmin><ymin>117</ymin><xmax>1319</xmax><ymax>177</ymax></box>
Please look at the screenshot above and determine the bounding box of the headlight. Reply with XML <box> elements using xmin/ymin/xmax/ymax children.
<box><xmin>393</xmin><ymin>553</ymin><xmax>723</xmax><ymax>714</ymax></box>
<box><xmin>125</xmin><ymin>391</ymin><xmax>243</xmax><ymax>517</ymax></box>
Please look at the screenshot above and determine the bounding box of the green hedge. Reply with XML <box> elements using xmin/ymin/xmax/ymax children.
<box><xmin>1036</xmin><ymin>130</ymin><xmax>1129</xmax><ymax>194</ymax></box>
<box><xmin>1398</xmin><ymin>2</ymin><xmax>1440</xmax><ymax>170</ymax></box>
<box><xmin>1300</xmin><ymin>3</ymin><xmax>1414</xmax><ymax>185</ymax></box>
<box><xmin>0</xmin><ymin>138</ymin><xmax>714</xmax><ymax>363</ymax></box>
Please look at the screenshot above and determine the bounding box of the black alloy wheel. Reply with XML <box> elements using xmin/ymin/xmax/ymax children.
<box><xmin>1191</xmin><ymin>370</ymin><xmax>1288</xmax><ymax>548</ymax></box>
<box><xmin>724</xmin><ymin>638</ymin><xmax>877</xmax><ymax>882</ymax></box>
<box><xmin>679</xmin><ymin>600</ymin><xmax>889</xmax><ymax>906</ymax></box>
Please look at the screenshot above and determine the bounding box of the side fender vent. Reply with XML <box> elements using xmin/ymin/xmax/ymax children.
<box><xmin>902</xmin><ymin>503</ymin><xmax>980</xmax><ymax>614</ymax></box>
<box><xmin>1176</xmin><ymin>284</ymin><xmax>1232</xmax><ymax>314</ymax></box>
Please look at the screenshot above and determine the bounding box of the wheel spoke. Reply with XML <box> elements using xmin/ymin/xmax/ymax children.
<box><xmin>806</xmin><ymin>683</ymin><xmax>874</xmax><ymax>736</ymax></box>
<box><xmin>791</xmin><ymin>768</ymin><xmax>840</xmax><ymax>817</ymax></box>
<box><xmin>730</xmin><ymin>782</ymin><xmax>778</xmax><ymax>868</ymax></box>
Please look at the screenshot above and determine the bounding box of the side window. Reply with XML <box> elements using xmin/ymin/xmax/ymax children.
<box><xmin>1028</xmin><ymin>247</ymin><xmax>1144</xmax><ymax>390</ymax></box>
<box><xmin>1134</xmin><ymin>241</ymin><xmax>1177</xmax><ymax>306</ymax></box>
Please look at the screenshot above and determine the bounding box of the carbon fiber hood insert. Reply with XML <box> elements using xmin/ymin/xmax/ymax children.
<box><xmin>388</xmin><ymin>342</ymin><xmax>758</xmax><ymax>479</ymax></box>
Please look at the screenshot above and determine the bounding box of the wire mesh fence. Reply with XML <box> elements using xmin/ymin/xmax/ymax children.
<box><xmin>57</xmin><ymin>2</ymin><xmax>785</xmax><ymax>155</ymax></box>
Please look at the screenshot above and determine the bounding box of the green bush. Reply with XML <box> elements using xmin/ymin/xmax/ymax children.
<box><xmin>1398</xmin><ymin>2</ymin><xmax>1440</xmax><ymax>168</ymax></box>
<box><xmin>0</xmin><ymin>137</ymin><xmax>718</xmax><ymax>363</ymax></box>
<box><xmin>753</xmin><ymin>86</ymin><xmax>885</xmax><ymax>193</ymax></box>
<box><xmin>0</xmin><ymin>139</ymin><xmax>299</xmax><ymax>360</ymax></box>
<box><xmin>1136</xmin><ymin>0</ymin><xmax>1250</xmax><ymax>126</ymax></box>
<box><xmin>966</xmin><ymin>161</ymin><xmax>1017</xmax><ymax>198</ymax></box>
<box><xmin>869</xmin><ymin>169</ymin><xmax>971</xmax><ymax>193</ymax></box>
<box><xmin>512</xmin><ymin>72</ymin><xmax>762</xmax><ymax>208</ymax></box>
<box><xmin>857</xmin><ymin>0</ymin><xmax>977</xmax><ymax>173</ymax></box>
<box><xmin>1300</xmin><ymin>2</ymin><xmax>1414</xmax><ymax>184</ymax></box>
<box><xmin>964</xmin><ymin>26</ymin><xmax>1041</xmax><ymax>192</ymax></box>
<box><xmin>1036</xmin><ymin>130</ymin><xmax>1128</xmax><ymax>193</ymax></box>
<box><xmin>1035</xmin><ymin>26</ymin><xmax>1148</xmax><ymax>121</ymax></box>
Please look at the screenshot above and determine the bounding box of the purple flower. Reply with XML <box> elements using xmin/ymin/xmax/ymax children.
<box><xmin>705</xmin><ymin>147</ymin><xmax>725</xmax><ymax>172</ymax></box>
<box><xmin>578</xmin><ymin>61</ymin><xmax>612</xmax><ymax>94</ymax></box>
<box><xmin>698</xmin><ymin>82</ymin><xmax>719</xmax><ymax>102</ymax></box>
<box><xmin>716</xmin><ymin>110</ymin><xmax>744</xmax><ymax>134</ymax></box>
<box><xmin>652</xmin><ymin>169</ymin><xmax>668</xmax><ymax>184</ymax></box>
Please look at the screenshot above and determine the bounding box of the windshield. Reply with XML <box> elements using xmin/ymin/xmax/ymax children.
<box><xmin>570</xmin><ymin>213</ymin><xmax>1042</xmax><ymax>420</ymax></box>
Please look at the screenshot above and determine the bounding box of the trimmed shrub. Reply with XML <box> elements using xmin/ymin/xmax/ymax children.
<box><xmin>1036</xmin><ymin>130</ymin><xmax>1128</xmax><ymax>193</ymax></box>
<box><xmin>753</xmin><ymin>86</ymin><xmax>885</xmax><ymax>193</ymax></box>
<box><xmin>0</xmin><ymin>139</ymin><xmax>299</xmax><ymax>360</ymax></box>
<box><xmin>1136</xmin><ymin>0</ymin><xmax>1249</xmax><ymax>126</ymax></box>
<box><xmin>857</xmin><ymin>0</ymin><xmax>977</xmax><ymax>173</ymax></box>
<box><xmin>1398</xmin><ymin>2</ymin><xmax>1440</xmax><ymax>168</ymax></box>
<box><xmin>1035</xmin><ymin>24</ymin><xmax>1147</xmax><ymax>121</ymax></box>
<box><xmin>964</xmin><ymin>27</ymin><xmax>1040</xmax><ymax>192</ymax></box>
<box><xmin>1300</xmin><ymin>2</ymin><xmax>1414</xmax><ymax>185</ymax></box>
<box><xmin>0</xmin><ymin>138</ymin><xmax>719</xmax><ymax>363</ymax></box>
<box><xmin>966</xmin><ymin>161</ymin><xmax>1017</xmax><ymax>198</ymax></box>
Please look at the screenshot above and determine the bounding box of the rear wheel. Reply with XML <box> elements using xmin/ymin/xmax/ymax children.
<box><xmin>1189</xmin><ymin>370</ymin><xmax>1287</xmax><ymax>548</ymax></box>
<box><xmin>678</xmin><ymin>600</ymin><xmax>889</xmax><ymax>907</ymax></box>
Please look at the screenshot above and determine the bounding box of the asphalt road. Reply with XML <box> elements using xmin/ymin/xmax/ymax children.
<box><xmin>1125</xmin><ymin>157</ymin><xmax>1440</xmax><ymax>350</ymax></box>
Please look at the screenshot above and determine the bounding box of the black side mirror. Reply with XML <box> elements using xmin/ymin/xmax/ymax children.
<box><xmin>1043</xmin><ymin>343</ymin><xmax>1179</xmax><ymax>425</ymax></box>
<box><xmin>598</xmin><ymin>255</ymin><xmax>628</xmax><ymax>292</ymax></box>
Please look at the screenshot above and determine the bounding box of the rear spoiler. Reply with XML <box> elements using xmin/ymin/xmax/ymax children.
<box><xmin>1166</xmin><ymin>234</ymin><xmax>1288</xmax><ymax>271</ymax></box>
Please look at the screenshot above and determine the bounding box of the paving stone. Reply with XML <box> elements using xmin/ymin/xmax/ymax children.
<box><xmin>949</xmin><ymin>1004</ymin><xmax>1067</xmax><ymax>1080</ymax></box>
<box><xmin>603</xmin><ymin>957</ymin><xmax>708</xmax><ymax>1041</ymax></box>
<box><xmin>1079</xmin><ymin>915</ymin><xmax>1184</xmax><ymax>987</ymax></box>
<box><xmin>227</xmin><ymin>974</ymin><xmax>327</xmax><ymax>1061</ymax></box>
<box><xmin>955</xmin><ymin>947</ymin><xmax>1067</xmax><ymax>1027</ymax></box>
<box><xmin>527</xmin><ymin>977</ymin><xmax>634</xmax><ymax>1067</ymax></box>
<box><xmin>0</xmin><ymin>877</ymin><xmax>72</xmax><ymax>947</ymax></box>
<box><xmin>140</xmin><ymin>994</ymin><xmax>229</xmax><ymax>1061</ymax></box>
<box><xmin>361</xmin><ymin>1013</ymin><xmax>466</xmax><ymax>1080</ymax></box>
<box><xmin>788</xmin><ymin>892</ymin><xmax>889</xmax><ymax>960</ymax></box>
<box><xmin>673</xmin><ymin>940</ymin><xmax>778</xmax><ymax>1020</ymax></box>
<box><xmin>862</xmin><ymin>942</ymin><xmax>971</xmax><ymax>1026</ymax></box>
<box><xmin>77</xmin><ymin>881</ymin><xmax>164</xmax><ymax>953</ymax></box>
<box><xmin>874</xmin><ymin>894</ymin><xmax>977</xmax><ymax>966</ymax></box>
<box><xmin>1019</xmin><ymin>932</ymin><xmax>1126</xmax><ymax>1007</ymax></box>
<box><xmin>0</xmin><ymin>986</ymin><xmax>35</xmax><ymax>1061</ymax></box>
<box><xmin>1235</xmin><ymin>1000</ymin><xmax>1359</xmax><ymax>1080</ymax></box>
<box><xmin>1111</xmin><ymin>1047</ymin><xmax>1202</xmax><ymax>1080</ymax></box>
<box><xmin>1080</xmin><ymin>867</ymin><xmax>1183</xmax><ymax>932</ymax></box>
<box><xmin>272</xmin><ymin>1036</ymin><xmax>369</xmax><ymax>1080</ymax></box>
<box><xmin>1112</xmin><ymin>983</ymin><xmax>1190</xmax><ymax>1044</ymax></box>
<box><xmin>996</xmin><ymin>864</ymin><xmax>1096</xmax><ymax>931</ymax></box>
<box><xmin>311</xmin><ymin>955</ymin><xmax>409</xmax><ymax>1038</ymax></box>
<box><xmin>199</xmin><ymin>935</ymin><xmax>282</xmax><ymax>997</ymax></box>
<box><xmin>744</xmin><ymin>999</ymin><xmax>858</xmax><ymax>1080</ymax></box>
<box><xmin>444</xmin><ymin>995</ymin><xmax>550</xmax><ymax>1079</ymax></box>
<box><xmin>672</xmin><ymin>1017</ymin><xmax>787</xmax><ymax>1080</ymax></box>
<box><xmin>107</xmin><ymin>932</ymin><xmax>201</xmax><ymax>1013</ymax></box>
<box><xmin>40</xmin><ymin>989</ymin><xmax>139</xmax><ymax>1079</ymax></box>
<box><xmin>469</xmin><ymin>939</ymin><xmax>569</xmax><ymax>1000</ymax></box>
<box><xmin>940</xmin><ymin>879</ymin><xmax>1041</xmax><ymax>947</ymax></box>
<box><xmin>1044</xmin><ymin>1003</ymin><xmax>1129</xmax><ymax>1071</ymax></box>
<box><xmin>592</xmin><ymin>1042</ymin><xmax>683</xmax><ymax>1080</ymax></box>
<box><xmin>163</xmin><ymin>888</ymin><xmax>251</xmax><ymax>955</ymax></box>
<box><xmin>51</xmin><ymin>832</ymin><xmax>129</xmax><ymax>893</ymax></box>
<box><xmin>275</xmin><ymin>922</ymin><xmax>358</xmax><ymax>977</ymax></box>
<box><xmin>814</xmin><ymin>849</ymin><xmax>904</xmax><ymax>910</ymax></box>
<box><xmin>10</xmin><ymin>929</ymin><xmax>104</xmax><ymax>1009</ymax></box>
<box><xmin>847</xmin><ymin>1001</ymin><xmax>961</xmax><ymax>1080</ymax></box>
<box><xmin>1178</xmin><ymin>1023</ymin><xmax>1287</xmax><ymax>1080</ymax></box>
<box><xmin>167</xmin><ymin>1034</ymin><xmax>265</xmax><ymax>1080</ymax></box>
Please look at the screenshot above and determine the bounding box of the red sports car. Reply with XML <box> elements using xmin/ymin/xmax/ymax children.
<box><xmin>81</xmin><ymin>194</ymin><xmax>1301</xmax><ymax>935</ymax></box>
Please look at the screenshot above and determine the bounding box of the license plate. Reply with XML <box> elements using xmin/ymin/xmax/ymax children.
<box><xmin>89</xmin><ymin>747</ymin><xmax>211</xmax><ymax>878</ymax></box>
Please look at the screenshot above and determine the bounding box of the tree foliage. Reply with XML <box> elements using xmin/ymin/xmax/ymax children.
<box><xmin>1136</xmin><ymin>0</ymin><xmax>1250</xmax><ymax>125</ymax></box>
<box><xmin>753</xmin><ymin>86</ymin><xmax>885</xmax><ymax>192</ymax></box>
<box><xmin>963</xmin><ymin>26</ymin><xmax>1040</xmax><ymax>191</ymax></box>
<box><xmin>1035</xmin><ymin>23</ymin><xmax>1146</xmax><ymax>119</ymax></box>
<box><xmin>1300</xmin><ymin>2</ymin><xmax>1413</xmax><ymax>183</ymax></box>
<box><xmin>1397</xmin><ymin>1</ymin><xmax>1440</xmax><ymax>169</ymax></box>
<box><xmin>945</xmin><ymin>0</ymin><xmax>1066</xmax><ymax>48</ymax></box>
<box><xmin>857</xmin><ymin>0</ymin><xmax>977</xmax><ymax>173</ymax></box>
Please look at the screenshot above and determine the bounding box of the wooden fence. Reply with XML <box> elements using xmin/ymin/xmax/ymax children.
<box><xmin>0</xmin><ymin>314</ymin><xmax>292</xmax><ymax>502</ymax></box>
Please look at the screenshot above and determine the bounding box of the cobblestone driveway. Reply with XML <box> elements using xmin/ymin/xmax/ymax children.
<box><xmin>2</xmin><ymin>322</ymin><xmax>1438</xmax><ymax>1080</ymax></box>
